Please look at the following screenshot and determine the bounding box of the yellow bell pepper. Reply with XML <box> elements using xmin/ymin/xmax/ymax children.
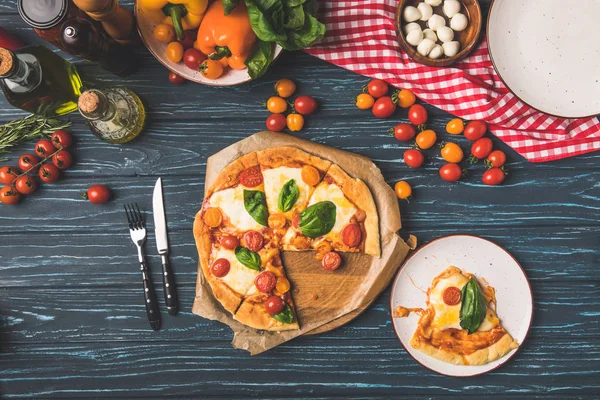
<box><xmin>139</xmin><ymin>0</ymin><xmax>207</xmax><ymax>40</ymax></box>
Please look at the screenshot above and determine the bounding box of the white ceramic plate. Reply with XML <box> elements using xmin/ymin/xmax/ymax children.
<box><xmin>135</xmin><ymin>3</ymin><xmax>283</xmax><ymax>86</ymax></box>
<box><xmin>487</xmin><ymin>0</ymin><xmax>600</xmax><ymax>117</ymax></box>
<box><xmin>389</xmin><ymin>235</ymin><xmax>532</xmax><ymax>377</ymax></box>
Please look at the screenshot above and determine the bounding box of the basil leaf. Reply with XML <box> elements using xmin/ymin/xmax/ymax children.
<box><xmin>283</xmin><ymin>3</ymin><xmax>304</xmax><ymax>30</ymax></box>
<box><xmin>271</xmin><ymin>304</ymin><xmax>294</xmax><ymax>324</ymax></box>
<box><xmin>459</xmin><ymin>277</ymin><xmax>487</xmax><ymax>334</ymax></box>
<box><xmin>243</xmin><ymin>189</ymin><xmax>268</xmax><ymax>226</ymax></box>
<box><xmin>299</xmin><ymin>201</ymin><xmax>336</xmax><ymax>238</ymax></box>
<box><xmin>245</xmin><ymin>40</ymin><xmax>273</xmax><ymax>80</ymax></box>
<box><xmin>278</xmin><ymin>179</ymin><xmax>299</xmax><ymax>212</ymax></box>
<box><xmin>234</xmin><ymin>246</ymin><xmax>262</xmax><ymax>271</ymax></box>
<box><xmin>222</xmin><ymin>0</ymin><xmax>241</xmax><ymax>15</ymax></box>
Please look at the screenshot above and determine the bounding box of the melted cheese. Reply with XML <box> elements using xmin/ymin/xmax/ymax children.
<box><xmin>209</xmin><ymin>186</ymin><xmax>263</xmax><ymax>231</ymax></box>
<box><xmin>213</xmin><ymin>247</ymin><xmax>258</xmax><ymax>295</ymax></box>
<box><xmin>262</xmin><ymin>167</ymin><xmax>311</xmax><ymax>216</ymax></box>
<box><xmin>308</xmin><ymin>182</ymin><xmax>356</xmax><ymax>238</ymax></box>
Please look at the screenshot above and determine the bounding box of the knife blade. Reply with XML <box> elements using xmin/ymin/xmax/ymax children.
<box><xmin>152</xmin><ymin>177</ymin><xmax>178</xmax><ymax>315</ymax></box>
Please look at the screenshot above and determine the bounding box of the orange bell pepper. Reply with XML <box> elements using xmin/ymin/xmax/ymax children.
<box><xmin>196</xmin><ymin>0</ymin><xmax>257</xmax><ymax>70</ymax></box>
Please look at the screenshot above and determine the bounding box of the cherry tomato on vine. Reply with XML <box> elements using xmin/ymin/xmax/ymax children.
<box><xmin>403</xmin><ymin>149</ymin><xmax>424</xmax><ymax>168</ymax></box>
<box><xmin>274</xmin><ymin>79</ymin><xmax>296</xmax><ymax>98</ymax></box>
<box><xmin>367</xmin><ymin>79</ymin><xmax>388</xmax><ymax>98</ymax></box>
<box><xmin>286</xmin><ymin>113</ymin><xmax>304</xmax><ymax>131</ymax></box>
<box><xmin>266</xmin><ymin>96</ymin><xmax>287</xmax><ymax>114</ymax></box>
<box><xmin>84</xmin><ymin>184</ymin><xmax>111</xmax><ymax>204</ymax></box>
<box><xmin>408</xmin><ymin>104</ymin><xmax>428</xmax><ymax>125</ymax></box>
<box><xmin>52</xmin><ymin>150</ymin><xmax>73</xmax><ymax>169</ymax></box>
<box><xmin>294</xmin><ymin>95</ymin><xmax>317</xmax><ymax>115</ymax></box>
<box><xmin>486</xmin><ymin>150</ymin><xmax>506</xmax><ymax>168</ymax></box>
<box><xmin>446</xmin><ymin>118</ymin><xmax>464</xmax><ymax>135</ymax></box>
<box><xmin>0</xmin><ymin>166</ymin><xmax>18</xmax><ymax>184</ymax></box>
<box><xmin>18</xmin><ymin>154</ymin><xmax>40</xmax><ymax>172</ymax></box>
<box><xmin>51</xmin><ymin>130</ymin><xmax>72</xmax><ymax>149</ymax></box>
<box><xmin>394</xmin><ymin>181</ymin><xmax>412</xmax><ymax>199</ymax></box>
<box><xmin>482</xmin><ymin>168</ymin><xmax>506</xmax><ymax>186</ymax></box>
<box><xmin>439</xmin><ymin>163</ymin><xmax>463</xmax><ymax>182</ymax></box>
<box><xmin>38</xmin><ymin>164</ymin><xmax>60</xmax><ymax>183</ymax></box>
<box><xmin>168</xmin><ymin>71</ymin><xmax>186</xmax><ymax>84</ymax></box>
<box><xmin>178</xmin><ymin>30</ymin><xmax>196</xmax><ymax>49</ymax></box>
<box><xmin>35</xmin><ymin>139</ymin><xmax>56</xmax><ymax>158</ymax></box>
<box><xmin>372</xmin><ymin>96</ymin><xmax>396</xmax><ymax>118</ymax></box>
<box><xmin>464</xmin><ymin>120</ymin><xmax>488</xmax><ymax>141</ymax></box>
<box><xmin>440</xmin><ymin>142</ymin><xmax>464</xmax><ymax>163</ymax></box>
<box><xmin>471</xmin><ymin>138</ymin><xmax>493</xmax><ymax>159</ymax></box>
<box><xmin>0</xmin><ymin>185</ymin><xmax>20</xmax><ymax>205</ymax></box>
<box><xmin>15</xmin><ymin>175</ymin><xmax>37</xmax><ymax>195</ymax></box>
<box><xmin>416</xmin><ymin>129</ymin><xmax>437</xmax><ymax>149</ymax></box>
<box><xmin>391</xmin><ymin>123</ymin><xmax>416</xmax><ymax>141</ymax></box>
<box><xmin>397</xmin><ymin>89</ymin><xmax>416</xmax><ymax>108</ymax></box>
<box><xmin>355</xmin><ymin>93</ymin><xmax>375</xmax><ymax>110</ymax></box>
<box><xmin>266</xmin><ymin>113</ymin><xmax>286</xmax><ymax>132</ymax></box>
<box><xmin>183</xmin><ymin>48</ymin><xmax>206</xmax><ymax>70</ymax></box>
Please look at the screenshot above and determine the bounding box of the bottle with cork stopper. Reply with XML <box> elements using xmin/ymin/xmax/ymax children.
<box><xmin>72</xmin><ymin>0</ymin><xmax>138</xmax><ymax>45</ymax></box>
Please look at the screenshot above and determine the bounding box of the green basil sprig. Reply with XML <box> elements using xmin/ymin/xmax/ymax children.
<box><xmin>272</xmin><ymin>304</ymin><xmax>294</xmax><ymax>324</ymax></box>
<box><xmin>243</xmin><ymin>189</ymin><xmax>268</xmax><ymax>226</ymax></box>
<box><xmin>299</xmin><ymin>201</ymin><xmax>336</xmax><ymax>238</ymax></box>
<box><xmin>234</xmin><ymin>246</ymin><xmax>262</xmax><ymax>271</ymax></box>
<box><xmin>278</xmin><ymin>179</ymin><xmax>299</xmax><ymax>212</ymax></box>
<box><xmin>459</xmin><ymin>277</ymin><xmax>487</xmax><ymax>334</ymax></box>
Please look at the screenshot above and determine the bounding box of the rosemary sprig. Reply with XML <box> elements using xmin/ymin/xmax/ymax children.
<box><xmin>0</xmin><ymin>115</ymin><xmax>71</xmax><ymax>161</ymax></box>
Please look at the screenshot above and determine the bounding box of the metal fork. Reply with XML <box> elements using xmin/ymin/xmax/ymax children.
<box><xmin>125</xmin><ymin>203</ymin><xmax>161</xmax><ymax>331</ymax></box>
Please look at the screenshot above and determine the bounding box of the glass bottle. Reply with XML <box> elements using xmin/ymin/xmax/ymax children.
<box><xmin>0</xmin><ymin>46</ymin><xmax>82</xmax><ymax>117</ymax></box>
<box><xmin>78</xmin><ymin>88</ymin><xmax>145</xmax><ymax>144</ymax></box>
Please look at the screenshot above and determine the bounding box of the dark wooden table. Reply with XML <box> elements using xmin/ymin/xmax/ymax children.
<box><xmin>1</xmin><ymin>1</ymin><xmax>599</xmax><ymax>398</ymax></box>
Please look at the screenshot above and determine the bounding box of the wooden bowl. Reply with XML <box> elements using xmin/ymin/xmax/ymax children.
<box><xmin>395</xmin><ymin>0</ymin><xmax>482</xmax><ymax>67</ymax></box>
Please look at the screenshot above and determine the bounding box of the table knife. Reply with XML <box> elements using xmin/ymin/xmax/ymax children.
<box><xmin>153</xmin><ymin>177</ymin><xmax>178</xmax><ymax>315</ymax></box>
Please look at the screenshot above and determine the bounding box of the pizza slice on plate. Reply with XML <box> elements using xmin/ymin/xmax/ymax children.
<box><xmin>393</xmin><ymin>266</ymin><xmax>518</xmax><ymax>365</ymax></box>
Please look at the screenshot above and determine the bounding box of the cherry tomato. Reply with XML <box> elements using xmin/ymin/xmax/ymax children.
<box><xmin>394</xmin><ymin>180</ymin><xmax>412</xmax><ymax>199</ymax></box>
<box><xmin>39</xmin><ymin>164</ymin><xmax>59</xmax><ymax>183</ymax></box>
<box><xmin>203</xmin><ymin>207</ymin><xmax>222</xmax><ymax>227</ymax></box>
<box><xmin>372</xmin><ymin>96</ymin><xmax>396</xmax><ymax>118</ymax></box>
<box><xmin>168</xmin><ymin>71</ymin><xmax>186</xmax><ymax>84</ymax></box>
<box><xmin>322</xmin><ymin>251</ymin><xmax>342</xmax><ymax>271</ymax></box>
<box><xmin>292</xmin><ymin>214</ymin><xmax>300</xmax><ymax>229</ymax></box>
<box><xmin>211</xmin><ymin>258</ymin><xmax>231</xmax><ymax>277</ymax></box>
<box><xmin>82</xmin><ymin>184</ymin><xmax>110</xmax><ymax>204</ymax></box>
<box><xmin>35</xmin><ymin>139</ymin><xmax>56</xmax><ymax>158</ymax></box>
<box><xmin>482</xmin><ymin>168</ymin><xmax>506</xmax><ymax>186</ymax></box>
<box><xmin>274</xmin><ymin>79</ymin><xmax>296</xmax><ymax>98</ymax></box>
<box><xmin>391</xmin><ymin>123</ymin><xmax>416</xmax><ymax>141</ymax></box>
<box><xmin>341</xmin><ymin>224</ymin><xmax>361</xmax><ymax>247</ymax></box>
<box><xmin>416</xmin><ymin>129</ymin><xmax>437</xmax><ymax>150</ymax></box>
<box><xmin>286</xmin><ymin>113</ymin><xmax>304</xmax><ymax>132</ymax></box>
<box><xmin>268</xmin><ymin>214</ymin><xmax>287</xmax><ymax>229</ymax></box>
<box><xmin>51</xmin><ymin>130</ymin><xmax>72</xmax><ymax>149</ymax></box>
<box><xmin>446</xmin><ymin>118</ymin><xmax>465</xmax><ymax>135</ymax></box>
<box><xmin>355</xmin><ymin>93</ymin><xmax>375</xmax><ymax>110</ymax></box>
<box><xmin>266</xmin><ymin>113</ymin><xmax>286</xmax><ymax>132</ymax></box>
<box><xmin>471</xmin><ymin>138</ymin><xmax>493</xmax><ymax>159</ymax></box>
<box><xmin>443</xmin><ymin>286</ymin><xmax>461</xmax><ymax>305</ymax></box>
<box><xmin>397</xmin><ymin>89</ymin><xmax>416</xmax><ymax>108</ymax></box>
<box><xmin>464</xmin><ymin>120</ymin><xmax>488</xmax><ymax>141</ymax></box>
<box><xmin>440</xmin><ymin>142</ymin><xmax>464</xmax><ymax>163</ymax></box>
<box><xmin>220</xmin><ymin>235</ymin><xmax>240</xmax><ymax>250</ymax></box>
<box><xmin>18</xmin><ymin>154</ymin><xmax>40</xmax><ymax>172</ymax></box>
<box><xmin>439</xmin><ymin>163</ymin><xmax>462</xmax><ymax>182</ymax></box>
<box><xmin>153</xmin><ymin>24</ymin><xmax>175</xmax><ymax>43</ymax></box>
<box><xmin>199</xmin><ymin>59</ymin><xmax>223</xmax><ymax>79</ymax></box>
<box><xmin>367</xmin><ymin>79</ymin><xmax>388</xmax><ymax>98</ymax></box>
<box><xmin>408</xmin><ymin>104</ymin><xmax>428</xmax><ymax>125</ymax></box>
<box><xmin>266</xmin><ymin>96</ymin><xmax>287</xmax><ymax>114</ymax></box>
<box><xmin>265</xmin><ymin>295</ymin><xmax>285</xmax><ymax>314</ymax></box>
<box><xmin>486</xmin><ymin>150</ymin><xmax>506</xmax><ymax>168</ymax></box>
<box><xmin>301</xmin><ymin>165</ymin><xmax>320</xmax><ymax>186</ymax></box>
<box><xmin>52</xmin><ymin>150</ymin><xmax>73</xmax><ymax>169</ymax></box>
<box><xmin>178</xmin><ymin>30</ymin><xmax>196</xmax><ymax>49</ymax></box>
<box><xmin>166</xmin><ymin>41</ymin><xmax>184</xmax><ymax>63</ymax></box>
<box><xmin>244</xmin><ymin>230</ymin><xmax>264</xmax><ymax>252</ymax></box>
<box><xmin>239</xmin><ymin>167</ymin><xmax>263</xmax><ymax>187</ymax></box>
<box><xmin>255</xmin><ymin>271</ymin><xmax>277</xmax><ymax>293</ymax></box>
<box><xmin>0</xmin><ymin>166</ymin><xmax>18</xmax><ymax>184</ymax></box>
<box><xmin>15</xmin><ymin>175</ymin><xmax>37</xmax><ymax>195</ymax></box>
<box><xmin>0</xmin><ymin>185</ymin><xmax>20</xmax><ymax>205</ymax></box>
<box><xmin>183</xmin><ymin>48</ymin><xmax>206</xmax><ymax>70</ymax></box>
<box><xmin>403</xmin><ymin>149</ymin><xmax>424</xmax><ymax>168</ymax></box>
<box><xmin>294</xmin><ymin>96</ymin><xmax>317</xmax><ymax>115</ymax></box>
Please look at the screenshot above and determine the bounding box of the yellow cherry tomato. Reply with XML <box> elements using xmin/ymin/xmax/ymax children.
<box><xmin>199</xmin><ymin>59</ymin><xmax>224</xmax><ymax>79</ymax></box>
<box><xmin>416</xmin><ymin>129</ymin><xmax>437</xmax><ymax>150</ymax></box>
<box><xmin>267</xmin><ymin>96</ymin><xmax>288</xmax><ymax>114</ymax></box>
<box><xmin>446</xmin><ymin>118</ymin><xmax>465</xmax><ymax>135</ymax></box>
<box><xmin>275</xmin><ymin>79</ymin><xmax>296</xmax><ymax>98</ymax></box>
<box><xmin>153</xmin><ymin>24</ymin><xmax>175</xmax><ymax>43</ymax></box>
<box><xmin>356</xmin><ymin>93</ymin><xmax>375</xmax><ymax>110</ymax></box>
<box><xmin>286</xmin><ymin>113</ymin><xmax>304</xmax><ymax>131</ymax></box>
<box><xmin>394</xmin><ymin>181</ymin><xmax>412</xmax><ymax>199</ymax></box>
<box><xmin>440</xmin><ymin>142</ymin><xmax>464</xmax><ymax>163</ymax></box>
<box><xmin>166</xmin><ymin>41</ymin><xmax>184</xmax><ymax>63</ymax></box>
<box><xmin>397</xmin><ymin>89</ymin><xmax>416</xmax><ymax>108</ymax></box>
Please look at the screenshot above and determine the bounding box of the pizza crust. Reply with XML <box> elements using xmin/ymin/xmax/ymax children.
<box><xmin>205</xmin><ymin>152</ymin><xmax>259</xmax><ymax>198</ymax></box>
<box><xmin>234</xmin><ymin>296</ymin><xmax>300</xmax><ymax>332</ymax></box>
<box><xmin>256</xmin><ymin>146</ymin><xmax>331</xmax><ymax>173</ymax></box>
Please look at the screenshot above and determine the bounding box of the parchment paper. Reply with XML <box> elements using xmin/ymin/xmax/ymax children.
<box><xmin>192</xmin><ymin>131</ymin><xmax>412</xmax><ymax>354</ymax></box>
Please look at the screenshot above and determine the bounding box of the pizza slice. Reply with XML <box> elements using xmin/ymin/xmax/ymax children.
<box><xmin>393</xmin><ymin>266</ymin><xmax>519</xmax><ymax>365</ymax></box>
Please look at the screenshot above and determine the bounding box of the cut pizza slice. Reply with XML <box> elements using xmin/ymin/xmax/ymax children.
<box><xmin>393</xmin><ymin>266</ymin><xmax>519</xmax><ymax>365</ymax></box>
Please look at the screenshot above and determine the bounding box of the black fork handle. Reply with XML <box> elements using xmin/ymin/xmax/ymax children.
<box><xmin>141</xmin><ymin>258</ymin><xmax>161</xmax><ymax>330</ymax></box>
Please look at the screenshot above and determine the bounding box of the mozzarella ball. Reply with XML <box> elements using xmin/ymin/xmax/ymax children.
<box><xmin>443</xmin><ymin>41</ymin><xmax>460</xmax><ymax>57</ymax></box>
<box><xmin>403</xmin><ymin>6</ymin><xmax>422</xmax><ymax>22</ymax></box>
<box><xmin>428</xmin><ymin>44</ymin><xmax>444</xmax><ymax>59</ymax></box>
<box><xmin>406</xmin><ymin>29</ymin><xmax>424</xmax><ymax>46</ymax></box>
<box><xmin>404</xmin><ymin>22</ymin><xmax>422</xmax><ymax>35</ymax></box>
<box><xmin>417</xmin><ymin>38</ymin><xmax>436</xmax><ymax>56</ymax></box>
<box><xmin>422</xmin><ymin>28</ymin><xmax>438</xmax><ymax>42</ymax></box>
<box><xmin>425</xmin><ymin>0</ymin><xmax>442</xmax><ymax>5</ymax></box>
<box><xmin>443</xmin><ymin>0</ymin><xmax>461</xmax><ymax>18</ymax></box>
<box><xmin>437</xmin><ymin>26</ymin><xmax>454</xmax><ymax>43</ymax></box>
<box><xmin>418</xmin><ymin>2</ymin><xmax>433</xmax><ymax>21</ymax></box>
<box><xmin>428</xmin><ymin>14</ymin><xmax>446</xmax><ymax>31</ymax></box>
<box><xmin>450</xmin><ymin>13</ymin><xmax>468</xmax><ymax>31</ymax></box>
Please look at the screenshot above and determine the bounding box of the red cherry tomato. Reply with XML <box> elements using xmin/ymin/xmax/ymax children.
<box><xmin>0</xmin><ymin>166</ymin><xmax>18</xmax><ymax>184</ymax></box>
<box><xmin>403</xmin><ymin>149</ymin><xmax>425</xmax><ymax>168</ymax></box>
<box><xmin>367</xmin><ymin>79</ymin><xmax>388</xmax><ymax>98</ymax></box>
<box><xmin>292</xmin><ymin>214</ymin><xmax>300</xmax><ymax>229</ymax></box>
<box><xmin>168</xmin><ymin>71</ymin><xmax>186</xmax><ymax>84</ymax></box>
<box><xmin>486</xmin><ymin>150</ymin><xmax>506</xmax><ymax>168</ymax></box>
<box><xmin>18</xmin><ymin>154</ymin><xmax>40</xmax><ymax>172</ymax></box>
<box><xmin>239</xmin><ymin>167</ymin><xmax>263</xmax><ymax>188</ymax></box>
<box><xmin>266</xmin><ymin>113</ymin><xmax>286</xmax><ymax>132</ymax></box>
<box><xmin>178</xmin><ymin>30</ymin><xmax>196</xmax><ymax>49</ymax></box>
<box><xmin>471</xmin><ymin>138</ymin><xmax>494</xmax><ymax>159</ymax></box>
<box><xmin>0</xmin><ymin>185</ymin><xmax>20</xmax><ymax>205</ymax></box>
<box><xmin>254</xmin><ymin>271</ymin><xmax>277</xmax><ymax>293</ymax></box>
<box><xmin>372</xmin><ymin>96</ymin><xmax>396</xmax><ymax>118</ymax></box>
<box><xmin>51</xmin><ymin>130</ymin><xmax>72</xmax><ymax>149</ymax></box>
<box><xmin>439</xmin><ymin>163</ymin><xmax>462</xmax><ymax>182</ymax></box>
<box><xmin>265</xmin><ymin>295</ymin><xmax>285</xmax><ymax>314</ymax></box>
<box><xmin>341</xmin><ymin>223</ymin><xmax>361</xmax><ymax>247</ymax></box>
<box><xmin>322</xmin><ymin>251</ymin><xmax>342</xmax><ymax>271</ymax></box>
<box><xmin>183</xmin><ymin>48</ymin><xmax>206</xmax><ymax>70</ymax></box>
<box><xmin>15</xmin><ymin>175</ymin><xmax>37</xmax><ymax>195</ymax></box>
<box><xmin>211</xmin><ymin>258</ymin><xmax>231</xmax><ymax>277</ymax></box>
<box><xmin>86</xmin><ymin>184</ymin><xmax>111</xmax><ymax>204</ymax></box>
<box><xmin>220</xmin><ymin>235</ymin><xmax>240</xmax><ymax>250</ymax></box>
<box><xmin>243</xmin><ymin>230</ymin><xmax>264</xmax><ymax>252</ymax></box>
<box><xmin>392</xmin><ymin>123</ymin><xmax>416</xmax><ymax>141</ymax></box>
<box><xmin>52</xmin><ymin>150</ymin><xmax>73</xmax><ymax>169</ymax></box>
<box><xmin>408</xmin><ymin>104</ymin><xmax>428</xmax><ymax>125</ymax></box>
<box><xmin>443</xmin><ymin>286</ymin><xmax>461</xmax><ymax>305</ymax></box>
<box><xmin>294</xmin><ymin>96</ymin><xmax>317</xmax><ymax>115</ymax></box>
<box><xmin>482</xmin><ymin>168</ymin><xmax>506</xmax><ymax>186</ymax></box>
<box><xmin>464</xmin><ymin>120</ymin><xmax>488</xmax><ymax>141</ymax></box>
<box><xmin>35</xmin><ymin>139</ymin><xmax>56</xmax><ymax>158</ymax></box>
<box><xmin>38</xmin><ymin>164</ymin><xmax>59</xmax><ymax>183</ymax></box>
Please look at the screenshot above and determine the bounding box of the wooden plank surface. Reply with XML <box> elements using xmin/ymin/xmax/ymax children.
<box><xmin>0</xmin><ymin>0</ymin><xmax>599</xmax><ymax>398</ymax></box>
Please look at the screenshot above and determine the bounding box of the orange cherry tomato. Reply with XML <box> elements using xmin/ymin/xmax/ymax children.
<box><xmin>199</xmin><ymin>59</ymin><xmax>224</xmax><ymax>79</ymax></box>
<box><xmin>301</xmin><ymin>165</ymin><xmax>320</xmax><ymax>186</ymax></box>
<box><xmin>203</xmin><ymin>207</ymin><xmax>222</xmax><ymax>228</ymax></box>
<box><xmin>268</xmin><ymin>213</ymin><xmax>287</xmax><ymax>229</ymax></box>
<box><xmin>274</xmin><ymin>79</ymin><xmax>296</xmax><ymax>98</ymax></box>
<box><xmin>286</xmin><ymin>113</ymin><xmax>304</xmax><ymax>132</ymax></box>
<box><xmin>267</xmin><ymin>96</ymin><xmax>287</xmax><ymax>114</ymax></box>
<box><xmin>440</xmin><ymin>142</ymin><xmax>464</xmax><ymax>163</ymax></box>
<box><xmin>416</xmin><ymin>129</ymin><xmax>437</xmax><ymax>149</ymax></box>
<box><xmin>397</xmin><ymin>89</ymin><xmax>416</xmax><ymax>108</ymax></box>
<box><xmin>166</xmin><ymin>41</ymin><xmax>184</xmax><ymax>63</ymax></box>
<box><xmin>446</xmin><ymin>118</ymin><xmax>465</xmax><ymax>135</ymax></box>
<box><xmin>355</xmin><ymin>93</ymin><xmax>375</xmax><ymax>110</ymax></box>
<box><xmin>275</xmin><ymin>276</ymin><xmax>291</xmax><ymax>294</ymax></box>
<box><xmin>153</xmin><ymin>24</ymin><xmax>175</xmax><ymax>43</ymax></box>
<box><xmin>394</xmin><ymin>181</ymin><xmax>412</xmax><ymax>199</ymax></box>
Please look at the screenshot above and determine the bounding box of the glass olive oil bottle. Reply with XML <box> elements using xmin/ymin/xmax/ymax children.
<box><xmin>0</xmin><ymin>46</ymin><xmax>82</xmax><ymax>117</ymax></box>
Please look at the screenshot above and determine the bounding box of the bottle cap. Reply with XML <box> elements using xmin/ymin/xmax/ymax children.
<box><xmin>78</xmin><ymin>90</ymin><xmax>100</xmax><ymax>113</ymax></box>
<box><xmin>18</xmin><ymin>0</ymin><xmax>69</xmax><ymax>30</ymax></box>
<box><xmin>0</xmin><ymin>48</ymin><xmax>15</xmax><ymax>77</ymax></box>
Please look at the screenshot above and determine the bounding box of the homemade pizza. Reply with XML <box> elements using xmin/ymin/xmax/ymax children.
<box><xmin>193</xmin><ymin>147</ymin><xmax>380</xmax><ymax>331</ymax></box>
<box><xmin>393</xmin><ymin>266</ymin><xmax>518</xmax><ymax>365</ymax></box>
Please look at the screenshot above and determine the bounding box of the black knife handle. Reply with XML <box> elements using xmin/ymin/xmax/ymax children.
<box><xmin>141</xmin><ymin>259</ymin><xmax>161</xmax><ymax>331</ymax></box>
<box><xmin>161</xmin><ymin>254</ymin><xmax>178</xmax><ymax>315</ymax></box>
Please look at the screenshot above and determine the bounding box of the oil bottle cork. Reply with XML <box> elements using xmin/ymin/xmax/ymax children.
<box><xmin>72</xmin><ymin>0</ymin><xmax>138</xmax><ymax>45</ymax></box>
